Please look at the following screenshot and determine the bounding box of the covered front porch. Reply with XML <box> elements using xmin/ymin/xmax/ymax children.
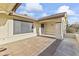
<box><xmin>37</xmin><ymin>18</ymin><xmax>64</xmax><ymax>39</ymax></box>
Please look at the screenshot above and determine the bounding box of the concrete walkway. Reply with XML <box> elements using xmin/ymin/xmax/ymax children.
<box><xmin>53</xmin><ymin>38</ymin><xmax>79</xmax><ymax>56</ymax></box>
<box><xmin>39</xmin><ymin>38</ymin><xmax>79</xmax><ymax>56</ymax></box>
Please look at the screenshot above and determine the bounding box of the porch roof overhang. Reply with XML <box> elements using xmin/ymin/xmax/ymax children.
<box><xmin>0</xmin><ymin>3</ymin><xmax>37</xmax><ymax>22</ymax></box>
<box><xmin>0</xmin><ymin>3</ymin><xmax>67</xmax><ymax>23</ymax></box>
<box><xmin>38</xmin><ymin>12</ymin><xmax>67</xmax><ymax>23</ymax></box>
<box><xmin>38</xmin><ymin>18</ymin><xmax>62</xmax><ymax>23</ymax></box>
<box><xmin>38</xmin><ymin>12</ymin><xmax>67</xmax><ymax>20</ymax></box>
<box><xmin>0</xmin><ymin>11</ymin><xmax>37</xmax><ymax>23</ymax></box>
<box><xmin>11</xmin><ymin>12</ymin><xmax>37</xmax><ymax>22</ymax></box>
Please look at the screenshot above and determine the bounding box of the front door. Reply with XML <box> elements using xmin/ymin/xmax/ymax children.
<box><xmin>41</xmin><ymin>24</ymin><xmax>44</xmax><ymax>34</ymax></box>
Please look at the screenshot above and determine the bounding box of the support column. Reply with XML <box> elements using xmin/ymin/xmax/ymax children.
<box><xmin>60</xmin><ymin>22</ymin><xmax>64</xmax><ymax>39</ymax></box>
<box><xmin>34</xmin><ymin>22</ymin><xmax>40</xmax><ymax>36</ymax></box>
<box><xmin>8</xmin><ymin>20</ymin><xmax>13</xmax><ymax>37</ymax></box>
<box><xmin>39</xmin><ymin>24</ymin><xmax>42</xmax><ymax>35</ymax></box>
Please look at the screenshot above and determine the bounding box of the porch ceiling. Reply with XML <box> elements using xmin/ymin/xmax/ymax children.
<box><xmin>0</xmin><ymin>3</ymin><xmax>15</xmax><ymax>11</ymax></box>
<box><xmin>0</xmin><ymin>3</ymin><xmax>21</xmax><ymax>14</ymax></box>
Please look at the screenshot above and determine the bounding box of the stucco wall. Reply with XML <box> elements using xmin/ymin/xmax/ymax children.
<box><xmin>55</xmin><ymin>23</ymin><xmax>62</xmax><ymax>39</ymax></box>
<box><xmin>0</xmin><ymin>33</ymin><xmax>37</xmax><ymax>45</ymax></box>
<box><xmin>62</xmin><ymin>17</ymin><xmax>66</xmax><ymax>35</ymax></box>
<box><xmin>44</xmin><ymin>22</ymin><xmax>57</xmax><ymax>35</ymax></box>
<box><xmin>0</xmin><ymin>14</ymin><xmax>9</xmax><ymax>38</ymax></box>
<box><xmin>38</xmin><ymin>17</ymin><xmax>66</xmax><ymax>39</ymax></box>
<box><xmin>0</xmin><ymin>13</ymin><xmax>66</xmax><ymax>44</ymax></box>
<box><xmin>0</xmin><ymin>14</ymin><xmax>37</xmax><ymax>45</ymax></box>
<box><xmin>45</xmin><ymin>22</ymin><xmax>62</xmax><ymax>39</ymax></box>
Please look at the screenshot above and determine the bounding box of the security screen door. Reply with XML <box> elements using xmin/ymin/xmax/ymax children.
<box><xmin>13</xmin><ymin>20</ymin><xmax>33</xmax><ymax>35</ymax></box>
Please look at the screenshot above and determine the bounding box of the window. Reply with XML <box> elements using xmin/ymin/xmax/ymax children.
<box><xmin>13</xmin><ymin>20</ymin><xmax>33</xmax><ymax>35</ymax></box>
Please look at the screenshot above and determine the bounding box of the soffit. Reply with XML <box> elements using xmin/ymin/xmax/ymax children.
<box><xmin>0</xmin><ymin>3</ymin><xmax>16</xmax><ymax>11</ymax></box>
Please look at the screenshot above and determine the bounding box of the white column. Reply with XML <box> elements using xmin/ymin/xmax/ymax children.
<box><xmin>34</xmin><ymin>22</ymin><xmax>40</xmax><ymax>36</ymax></box>
<box><xmin>39</xmin><ymin>24</ymin><xmax>42</xmax><ymax>35</ymax></box>
<box><xmin>60</xmin><ymin>17</ymin><xmax>65</xmax><ymax>39</ymax></box>
<box><xmin>8</xmin><ymin>19</ymin><xmax>13</xmax><ymax>37</ymax></box>
<box><xmin>60</xmin><ymin>22</ymin><xmax>64</xmax><ymax>39</ymax></box>
<box><xmin>33</xmin><ymin>22</ymin><xmax>37</xmax><ymax>36</ymax></box>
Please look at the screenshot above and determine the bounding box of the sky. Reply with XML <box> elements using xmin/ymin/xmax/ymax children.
<box><xmin>16</xmin><ymin>3</ymin><xmax>79</xmax><ymax>25</ymax></box>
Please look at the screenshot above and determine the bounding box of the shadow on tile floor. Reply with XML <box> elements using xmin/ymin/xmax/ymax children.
<box><xmin>39</xmin><ymin>39</ymin><xmax>62</xmax><ymax>56</ymax></box>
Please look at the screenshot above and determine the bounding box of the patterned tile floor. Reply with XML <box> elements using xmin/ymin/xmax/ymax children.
<box><xmin>0</xmin><ymin>36</ymin><xmax>56</xmax><ymax>56</ymax></box>
<box><xmin>0</xmin><ymin>36</ymin><xmax>79</xmax><ymax>56</ymax></box>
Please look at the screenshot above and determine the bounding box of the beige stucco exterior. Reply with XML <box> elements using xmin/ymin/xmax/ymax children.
<box><xmin>0</xmin><ymin>13</ymin><xmax>37</xmax><ymax>45</ymax></box>
<box><xmin>0</xmin><ymin>4</ymin><xmax>67</xmax><ymax>45</ymax></box>
<box><xmin>37</xmin><ymin>17</ymin><xmax>67</xmax><ymax>39</ymax></box>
